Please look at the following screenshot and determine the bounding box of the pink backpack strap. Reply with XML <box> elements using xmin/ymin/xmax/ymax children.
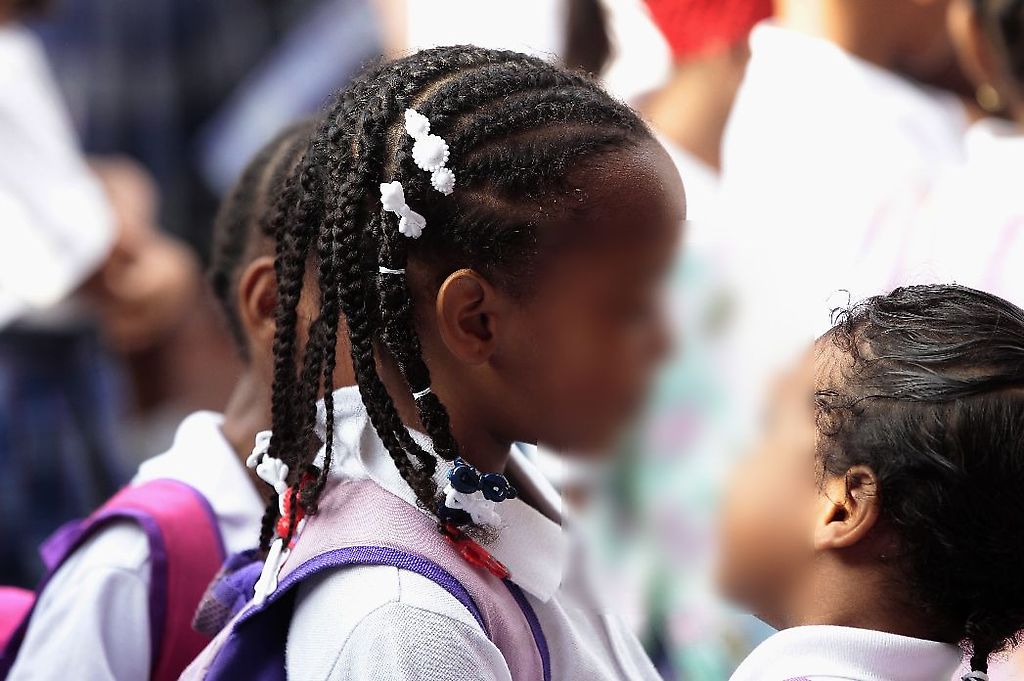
<box><xmin>0</xmin><ymin>479</ymin><xmax>225</xmax><ymax>681</ymax></box>
<box><xmin>0</xmin><ymin>587</ymin><xmax>33</xmax><ymax>650</ymax></box>
<box><xmin>185</xmin><ymin>479</ymin><xmax>548</xmax><ymax>681</ymax></box>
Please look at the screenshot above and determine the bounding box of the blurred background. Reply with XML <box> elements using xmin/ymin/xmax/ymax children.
<box><xmin>2</xmin><ymin>0</ymin><xmax>1021</xmax><ymax>678</ymax></box>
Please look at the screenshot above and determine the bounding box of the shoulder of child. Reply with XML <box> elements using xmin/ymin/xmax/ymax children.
<box><xmin>7</xmin><ymin>523</ymin><xmax>152</xmax><ymax>680</ymax></box>
<box><xmin>287</xmin><ymin>563</ymin><xmax>511</xmax><ymax>681</ymax></box>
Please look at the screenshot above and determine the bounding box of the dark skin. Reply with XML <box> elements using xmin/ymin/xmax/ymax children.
<box><xmin>717</xmin><ymin>339</ymin><xmax>947</xmax><ymax>642</ymax></box>
<box><xmin>643</xmin><ymin>42</ymin><xmax>752</xmax><ymax>170</ymax></box>
<box><xmin>298</xmin><ymin>137</ymin><xmax>684</xmax><ymax>519</ymax></box>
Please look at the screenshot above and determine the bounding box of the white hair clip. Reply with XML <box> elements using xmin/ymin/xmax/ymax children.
<box><xmin>963</xmin><ymin>673</ymin><xmax>990</xmax><ymax>681</ymax></box>
<box><xmin>412</xmin><ymin>386</ymin><xmax>432</xmax><ymax>400</ymax></box>
<box><xmin>404</xmin><ymin>109</ymin><xmax>456</xmax><ymax>195</ymax></box>
<box><xmin>378</xmin><ymin>266</ymin><xmax>406</xmax><ymax>275</ymax></box>
<box><xmin>380</xmin><ymin>181</ymin><xmax>427</xmax><ymax>238</ymax></box>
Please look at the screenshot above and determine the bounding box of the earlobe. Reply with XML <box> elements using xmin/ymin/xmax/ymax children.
<box><xmin>813</xmin><ymin>465</ymin><xmax>881</xmax><ymax>551</ymax></box>
<box><xmin>238</xmin><ymin>255</ymin><xmax>278</xmax><ymax>349</ymax></box>
<box><xmin>435</xmin><ymin>268</ymin><xmax>500</xmax><ymax>364</ymax></box>
<box><xmin>948</xmin><ymin>0</ymin><xmax>1001</xmax><ymax>93</ymax></box>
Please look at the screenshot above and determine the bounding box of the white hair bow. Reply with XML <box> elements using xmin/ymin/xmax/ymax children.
<box><xmin>380</xmin><ymin>181</ymin><xmax>427</xmax><ymax>239</ymax></box>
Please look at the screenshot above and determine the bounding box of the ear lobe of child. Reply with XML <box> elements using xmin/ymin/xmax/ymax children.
<box><xmin>238</xmin><ymin>255</ymin><xmax>278</xmax><ymax>342</ymax></box>
<box><xmin>434</xmin><ymin>268</ymin><xmax>501</xmax><ymax>365</ymax></box>
<box><xmin>813</xmin><ymin>465</ymin><xmax>882</xmax><ymax>552</ymax></box>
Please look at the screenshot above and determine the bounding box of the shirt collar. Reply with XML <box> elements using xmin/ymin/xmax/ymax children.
<box><xmin>966</xmin><ymin>117</ymin><xmax>1024</xmax><ymax>164</ymax></box>
<box><xmin>729</xmin><ymin>625</ymin><xmax>961</xmax><ymax>681</ymax></box>
<box><xmin>135</xmin><ymin>411</ymin><xmax>266</xmax><ymax>555</ymax></box>
<box><xmin>320</xmin><ymin>386</ymin><xmax>568</xmax><ymax>602</ymax></box>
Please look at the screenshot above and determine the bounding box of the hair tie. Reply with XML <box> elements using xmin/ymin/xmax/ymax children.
<box><xmin>378</xmin><ymin>266</ymin><xmax>406</xmax><ymax>275</ymax></box>
<box><xmin>412</xmin><ymin>386</ymin><xmax>432</xmax><ymax>400</ymax></box>
<box><xmin>963</xmin><ymin>672</ymin><xmax>990</xmax><ymax>681</ymax></box>
<box><xmin>438</xmin><ymin>457</ymin><xmax>518</xmax><ymax>527</ymax></box>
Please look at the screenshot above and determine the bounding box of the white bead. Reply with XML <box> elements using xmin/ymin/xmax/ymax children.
<box><xmin>431</xmin><ymin>167</ymin><xmax>455</xmax><ymax>195</ymax></box>
<box><xmin>412</xmin><ymin>135</ymin><xmax>449</xmax><ymax>172</ymax></box>
<box><xmin>247</xmin><ymin>430</ymin><xmax>273</xmax><ymax>468</ymax></box>
<box><xmin>404</xmin><ymin>109</ymin><xmax>430</xmax><ymax>138</ymax></box>
<box><xmin>398</xmin><ymin>208</ymin><xmax>426</xmax><ymax>239</ymax></box>
<box><xmin>443</xmin><ymin>484</ymin><xmax>501</xmax><ymax>526</ymax></box>
<box><xmin>379</xmin><ymin>181</ymin><xmax>406</xmax><ymax>212</ymax></box>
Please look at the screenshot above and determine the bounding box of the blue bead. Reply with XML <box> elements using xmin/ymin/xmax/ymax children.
<box><xmin>448</xmin><ymin>462</ymin><xmax>480</xmax><ymax>494</ymax></box>
<box><xmin>480</xmin><ymin>473</ymin><xmax>511</xmax><ymax>502</ymax></box>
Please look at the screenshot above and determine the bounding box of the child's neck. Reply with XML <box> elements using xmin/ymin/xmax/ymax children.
<box><xmin>780</xmin><ymin>559</ymin><xmax>945</xmax><ymax>643</ymax></box>
<box><xmin>220</xmin><ymin>368</ymin><xmax>273</xmax><ymax>500</ymax></box>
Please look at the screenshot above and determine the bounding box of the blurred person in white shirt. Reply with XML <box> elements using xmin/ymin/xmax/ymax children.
<box><xmin>718</xmin><ymin>0</ymin><xmax>971</xmax><ymax>431</ymax></box>
<box><xmin>874</xmin><ymin>0</ymin><xmax>1024</xmax><ymax>309</ymax></box>
<box><xmin>0</xmin><ymin>0</ymin><xmax>198</xmax><ymax>586</ymax></box>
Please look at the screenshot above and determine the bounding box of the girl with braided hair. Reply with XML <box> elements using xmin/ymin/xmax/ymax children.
<box><xmin>185</xmin><ymin>45</ymin><xmax>684</xmax><ymax>681</ymax></box>
<box><xmin>1</xmin><ymin>121</ymin><xmax>317</xmax><ymax>681</ymax></box>
<box><xmin>719</xmin><ymin>285</ymin><xmax>1024</xmax><ymax>681</ymax></box>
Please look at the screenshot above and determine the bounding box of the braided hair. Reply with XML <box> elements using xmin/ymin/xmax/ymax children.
<box><xmin>208</xmin><ymin>120</ymin><xmax>316</xmax><ymax>358</ymax></box>
<box><xmin>973</xmin><ymin>0</ymin><xmax>1024</xmax><ymax>86</ymax></box>
<box><xmin>816</xmin><ymin>284</ymin><xmax>1024</xmax><ymax>674</ymax></box>
<box><xmin>260</xmin><ymin>46</ymin><xmax>653</xmax><ymax>549</ymax></box>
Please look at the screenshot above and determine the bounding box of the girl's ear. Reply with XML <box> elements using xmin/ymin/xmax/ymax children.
<box><xmin>947</xmin><ymin>0</ymin><xmax>1004</xmax><ymax>102</ymax></box>
<box><xmin>813</xmin><ymin>465</ymin><xmax>881</xmax><ymax>551</ymax></box>
<box><xmin>434</xmin><ymin>268</ymin><xmax>502</xmax><ymax>365</ymax></box>
<box><xmin>237</xmin><ymin>255</ymin><xmax>278</xmax><ymax>355</ymax></box>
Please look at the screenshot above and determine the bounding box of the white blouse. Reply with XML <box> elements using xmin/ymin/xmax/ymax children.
<box><xmin>7</xmin><ymin>412</ymin><xmax>264</xmax><ymax>681</ymax></box>
<box><xmin>729</xmin><ymin>625</ymin><xmax>961</xmax><ymax>681</ymax></box>
<box><xmin>286</xmin><ymin>386</ymin><xmax>661</xmax><ymax>681</ymax></box>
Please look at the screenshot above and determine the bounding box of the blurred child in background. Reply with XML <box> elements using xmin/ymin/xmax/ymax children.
<box><xmin>720</xmin><ymin>285</ymin><xmax>1024</xmax><ymax>680</ymax></box>
<box><xmin>0</xmin><ymin>0</ymin><xmax>197</xmax><ymax>588</ymax></box>
<box><xmin>642</xmin><ymin>0</ymin><xmax>771</xmax><ymax>219</ymax></box>
<box><xmin>1</xmin><ymin>122</ymin><xmax>314</xmax><ymax>681</ymax></box>
<box><xmin>884</xmin><ymin>0</ymin><xmax>1024</xmax><ymax>307</ymax></box>
<box><xmin>717</xmin><ymin>0</ymin><xmax>974</xmax><ymax>485</ymax></box>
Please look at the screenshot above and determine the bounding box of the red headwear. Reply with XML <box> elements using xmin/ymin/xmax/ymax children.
<box><xmin>644</xmin><ymin>0</ymin><xmax>772</xmax><ymax>60</ymax></box>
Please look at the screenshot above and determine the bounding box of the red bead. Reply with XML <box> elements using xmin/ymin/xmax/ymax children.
<box><xmin>440</xmin><ymin>523</ymin><xmax>510</xmax><ymax>580</ymax></box>
<box><xmin>275</xmin><ymin>486</ymin><xmax>307</xmax><ymax>539</ymax></box>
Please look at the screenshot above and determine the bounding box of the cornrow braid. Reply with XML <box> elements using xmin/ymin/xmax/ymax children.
<box><xmin>261</xmin><ymin>45</ymin><xmax>653</xmax><ymax>549</ymax></box>
<box><xmin>208</xmin><ymin>121</ymin><xmax>317</xmax><ymax>358</ymax></box>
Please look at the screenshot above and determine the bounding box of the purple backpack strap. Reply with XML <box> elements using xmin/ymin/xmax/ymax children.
<box><xmin>183</xmin><ymin>479</ymin><xmax>549</xmax><ymax>681</ymax></box>
<box><xmin>0</xmin><ymin>479</ymin><xmax>226</xmax><ymax>681</ymax></box>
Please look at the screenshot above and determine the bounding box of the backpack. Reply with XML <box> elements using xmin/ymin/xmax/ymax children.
<box><xmin>0</xmin><ymin>479</ymin><xmax>226</xmax><ymax>681</ymax></box>
<box><xmin>182</xmin><ymin>477</ymin><xmax>550</xmax><ymax>681</ymax></box>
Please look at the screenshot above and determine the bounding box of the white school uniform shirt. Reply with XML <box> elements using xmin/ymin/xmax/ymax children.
<box><xmin>869</xmin><ymin>118</ymin><xmax>1024</xmax><ymax>309</ymax></box>
<box><xmin>729</xmin><ymin>625</ymin><xmax>961</xmax><ymax>681</ymax></box>
<box><xmin>286</xmin><ymin>386</ymin><xmax>661</xmax><ymax>681</ymax></box>
<box><xmin>0</xmin><ymin>25</ymin><xmax>114</xmax><ymax>328</ymax></box>
<box><xmin>717</xmin><ymin>21</ymin><xmax>968</xmax><ymax>431</ymax></box>
<box><xmin>7</xmin><ymin>412</ymin><xmax>264</xmax><ymax>681</ymax></box>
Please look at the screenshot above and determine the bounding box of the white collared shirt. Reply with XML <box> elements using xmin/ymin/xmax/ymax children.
<box><xmin>869</xmin><ymin>118</ymin><xmax>1024</xmax><ymax>309</ymax></box>
<box><xmin>286</xmin><ymin>386</ymin><xmax>661</xmax><ymax>680</ymax></box>
<box><xmin>8</xmin><ymin>412</ymin><xmax>264</xmax><ymax>681</ymax></box>
<box><xmin>729</xmin><ymin>625</ymin><xmax>961</xmax><ymax>681</ymax></box>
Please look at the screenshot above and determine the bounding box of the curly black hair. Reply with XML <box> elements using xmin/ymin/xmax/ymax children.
<box><xmin>973</xmin><ymin>0</ymin><xmax>1024</xmax><ymax>85</ymax></box>
<box><xmin>207</xmin><ymin>120</ymin><xmax>316</xmax><ymax>358</ymax></box>
<box><xmin>258</xmin><ymin>45</ymin><xmax>653</xmax><ymax>549</ymax></box>
<box><xmin>815</xmin><ymin>284</ymin><xmax>1024</xmax><ymax>674</ymax></box>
